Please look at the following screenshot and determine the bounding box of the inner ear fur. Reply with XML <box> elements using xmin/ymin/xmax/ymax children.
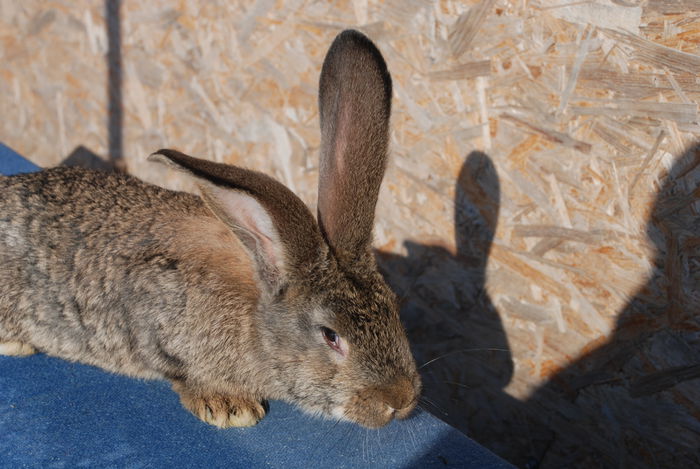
<box><xmin>149</xmin><ymin>149</ymin><xmax>325</xmax><ymax>292</ymax></box>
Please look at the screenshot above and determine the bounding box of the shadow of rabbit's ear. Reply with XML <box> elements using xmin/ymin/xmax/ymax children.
<box><xmin>454</xmin><ymin>151</ymin><xmax>500</xmax><ymax>261</ymax></box>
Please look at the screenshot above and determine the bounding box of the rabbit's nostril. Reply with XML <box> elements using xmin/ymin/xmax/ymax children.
<box><xmin>387</xmin><ymin>399</ymin><xmax>417</xmax><ymax>421</ymax></box>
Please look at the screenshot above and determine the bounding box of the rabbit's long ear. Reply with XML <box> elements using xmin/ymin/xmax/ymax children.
<box><xmin>317</xmin><ymin>30</ymin><xmax>392</xmax><ymax>266</ymax></box>
<box><xmin>150</xmin><ymin>149</ymin><xmax>323</xmax><ymax>294</ymax></box>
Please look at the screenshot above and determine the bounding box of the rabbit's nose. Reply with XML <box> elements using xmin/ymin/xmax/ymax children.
<box><xmin>379</xmin><ymin>375</ymin><xmax>418</xmax><ymax>412</ymax></box>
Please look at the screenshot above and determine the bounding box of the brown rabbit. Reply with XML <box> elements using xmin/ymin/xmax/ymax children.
<box><xmin>0</xmin><ymin>30</ymin><xmax>420</xmax><ymax>429</ymax></box>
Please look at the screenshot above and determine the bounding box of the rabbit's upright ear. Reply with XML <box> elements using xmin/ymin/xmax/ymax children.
<box><xmin>317</xmin><ymin>30</ymin><xmax>392</xmax><ymax>266</ymax></box>
<box><xmin>150</xmin><ymin>150</ymin><xmax>324</xmax><ymax>295</ymax></box>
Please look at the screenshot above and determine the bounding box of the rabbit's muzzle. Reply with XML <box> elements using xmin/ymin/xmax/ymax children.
<box><xmin>344</xmin><ymin>372</ymin><xmax>421</xmax><ymax>428</ymax></box>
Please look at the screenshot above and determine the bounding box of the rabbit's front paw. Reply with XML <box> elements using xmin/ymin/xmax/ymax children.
<box><xmin>187</xmin><ymin>394</ymin><xmax>266</xmax><ymax>428</ymax></box>
<box><xmin>0</xmin><ymin>341</ymin><xmax>36</xmax><ymax>356</ymax></box>
<box><xmin>174</xmin><ymin>382</ymin><xmax>266</xmax><ymax>428</ymax></box>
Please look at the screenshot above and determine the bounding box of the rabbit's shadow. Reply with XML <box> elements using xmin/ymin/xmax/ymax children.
<box><xmin>377</xmin><ymin>151</ymin><xmax>515</xmax><ymax>445</ymax></box>
<box><xmin>379</xmin><ymin>145</ymin><xmax>700</xmax><ymax>468</ymax></box>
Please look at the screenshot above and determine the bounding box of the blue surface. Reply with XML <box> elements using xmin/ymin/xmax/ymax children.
<box><xmin>0</xmin><ymin>147</ymin><xmax>513</xmax><ymax>469</ymax></box>
<box><xmin>0</xmin><ymin>142</ymin><xmax>40</xmax><ymax>174</ymax></box>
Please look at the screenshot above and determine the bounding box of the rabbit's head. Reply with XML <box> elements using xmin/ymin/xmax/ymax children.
<box><xmin>150</xmin><ymin>30</ymin><xmax>419</xmax><ymax>428</ymax></box>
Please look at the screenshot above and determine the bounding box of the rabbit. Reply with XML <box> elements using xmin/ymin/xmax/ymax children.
<box><xmin>0</xmin><ymin>30</ymin><xmax>420</xmax><ymax>429</ymax></box>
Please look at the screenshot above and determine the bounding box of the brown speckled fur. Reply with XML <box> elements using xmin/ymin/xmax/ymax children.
<box><xmin>0</xmin><ymin>30</ymin><xmax>419</xmax><ymax>429</ymax></box>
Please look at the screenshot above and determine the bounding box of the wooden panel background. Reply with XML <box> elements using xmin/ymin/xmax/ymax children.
<box><xmin>1</xmin><ymin>1</ymin><xmax>699</xmax><ymax>467</ymax></box>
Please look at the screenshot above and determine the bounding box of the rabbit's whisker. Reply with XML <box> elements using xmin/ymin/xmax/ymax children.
<box><xmin>374</xmin><ymin>426</ymin><xmax>382</xmax><ymax>458</ymax></box>
<box><xmin>365</xmin><ymin>427</ymin><xmax>370</xmax><ymax>463</ymax></box>
<box><xmin>418</xmin><ymin>396</ymin><xmax>448</xmax><ymax>416</ymax></box>
<box><xmin>312</xmin><ymin>408</ymin><xmax>347</xmax><ymax>461</ymax></box>
<box><xmin>420</xmin><ymin>376</ymin><xmax>475</xmax><ymax>391</ymax></box>
<box><xmin>406</xmin><ymin>417</ymin><xmax>419</xmax><ymax>450</ymax></box>
<box><xmin>418</xmin><ymin>348</ymin><xmax>510</xmax><ymax>370</ymax></box>
<box><xmin>441</xmin><ymin>380</ymin><xmax>474</xmax><ymax>390</ymax></box>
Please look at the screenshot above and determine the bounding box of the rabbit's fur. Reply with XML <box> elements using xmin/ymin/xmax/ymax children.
<box><xmin>0</xmin><ymin>30</ymin><xmax>420</xmax><ymax>429</ymax></box>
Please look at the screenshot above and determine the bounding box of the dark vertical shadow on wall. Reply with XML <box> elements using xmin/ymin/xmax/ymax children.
<box><xmin>59</xmin><ymin>2</ymin><xmax>122</xmax><ymax>171</ymax></box>
<box><xmin>106</xmin><ymin>0</ymin><xmax>124</xmax><ymax>170</ymax></box>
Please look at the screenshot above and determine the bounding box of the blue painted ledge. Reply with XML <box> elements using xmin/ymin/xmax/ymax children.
<box><xmin>0</xmin><ymin>145</ymin><xmax>513</xmax><ymax>469</ymax></box>
<box><xmin>0</xmin><ymin>142</ymin><xmax>41</xmax><ymax>174</ymax></box>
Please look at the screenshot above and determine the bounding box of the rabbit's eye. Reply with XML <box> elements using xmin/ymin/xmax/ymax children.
<box><xmin>321</xmin><ymin>327</ymin><xmax>342</xmax><ymax>354</ymax></box>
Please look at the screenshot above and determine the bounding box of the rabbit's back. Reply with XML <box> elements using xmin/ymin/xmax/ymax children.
<box><xmin>0</xmin><ymin>167</ymin><xmax>211</xmax><ymax>378</ymax></box>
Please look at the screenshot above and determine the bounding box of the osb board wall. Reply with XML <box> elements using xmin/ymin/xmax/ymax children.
<box><xmin>1</xmin><ymin>0</ymin><xmax>699</xmax><ymax>467</ymax></box>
